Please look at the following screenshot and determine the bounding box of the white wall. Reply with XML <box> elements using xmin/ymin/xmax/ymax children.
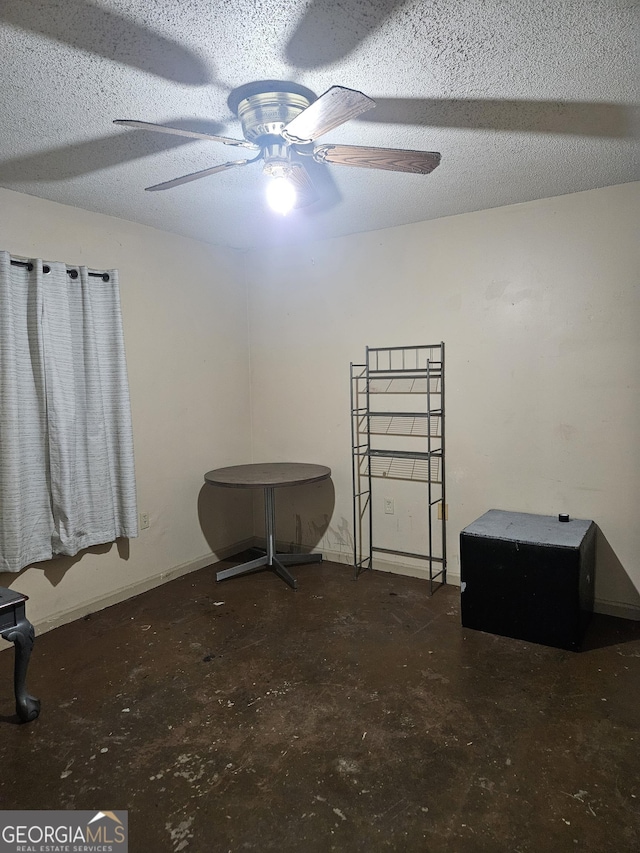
<box><xmin>0</xmin><ymin>188</ymin><xmax>253</xmax><ymax>631</ymax></box>
<box><xmin>245</xmin><ymin>182</ymin><xmax>640</xmax><ymax>617</ymax></box>
<box><xmin>2</xmin><ymin>181</ymin><xmax>638</xmax><ymax>632</ymax></box>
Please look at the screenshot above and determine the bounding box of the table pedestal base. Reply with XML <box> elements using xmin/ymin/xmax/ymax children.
<box><xmin>215</xmin><ymin>486</ymin><xmax>322</xmax><ymax>590</ymax></box>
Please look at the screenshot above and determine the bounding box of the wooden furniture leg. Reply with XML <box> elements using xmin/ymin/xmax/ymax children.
<box><xmin>1</xmin><ymin>589</ymin><xmax>41</xmax><ymax>722</ymax></box>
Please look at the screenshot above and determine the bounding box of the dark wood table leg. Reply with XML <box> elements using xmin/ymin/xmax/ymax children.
<box><xmin>1</xmin><ymin>607</ymin><xmax>41</xmax><ymax>723</ymax></box>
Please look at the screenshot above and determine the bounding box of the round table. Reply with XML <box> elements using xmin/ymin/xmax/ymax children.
<box><xmin>204</xmin><ymin>462</ymin><xmax>331</xmax><ymax>589</ymax></box>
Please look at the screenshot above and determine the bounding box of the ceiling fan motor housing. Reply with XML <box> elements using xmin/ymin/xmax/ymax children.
<box><xmin>236</xmin><ymin>91</ymin><xmax>312</xmax><ymax>143</ymax></box>
<box><xmin>228</xmin><ymin>83</ymin><xmax>317</xmax><ymax>179</ymax></box>
<box><xmin>229</xmin><ymin>81</ymin><xmax>316</xmax><ymax>144</ymax></box>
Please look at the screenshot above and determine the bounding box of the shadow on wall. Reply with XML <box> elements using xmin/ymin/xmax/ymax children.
<box><xmin>197</xmin><ymin>483</ymin><xmax>254</xmax><ymax>554</ymax></box>
<box><xmin>273</xmin><ymin>478</ymin><xmax>336</xmax><ymax>554</ymax></box>
<box><xmin>0</xmin><ymin>538</ymin><xmax>130</xmax><ymax>591</ymax></box>
<box><xmin>200</xmin><ymin>478</ymin><xmax>336</xmax><ymax>555</ymax></box>
<box><xmin>0</xmin><ymin>539</ymin><xmax>131</xmax><ymax>652</ymax></box>
<box><xmin>584</xmin><ymin>526</ymin><xmax>640</xmax><ymax>649</ymax></box>
<box><xmin>595</xmin><ymin>525</ymin><xmax>640</xmax><ymax>617</ymax></box>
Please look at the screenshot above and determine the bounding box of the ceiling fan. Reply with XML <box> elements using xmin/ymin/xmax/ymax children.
<box><xmin>113</xmin><ymin>81</ymin><xmax>441</xmax><ymax>213</ymax></box>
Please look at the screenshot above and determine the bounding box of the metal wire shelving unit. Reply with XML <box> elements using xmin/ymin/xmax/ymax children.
<box><xmin>350</xmin><ymin>343</ymin><xmax>446</xmax><ymax>593</ymax></box>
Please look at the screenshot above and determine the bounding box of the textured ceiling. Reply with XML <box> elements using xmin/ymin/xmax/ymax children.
<box><xmin>0</xmin><ymin>0</ymin><xmax>638</xmax><ymax>250</ymax></box>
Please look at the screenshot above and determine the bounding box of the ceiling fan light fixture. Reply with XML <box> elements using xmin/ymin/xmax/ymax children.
<box><xmin>266</xmin><ymin>175</ymin><xmax>297</xmax><ymax>215</ymax></box>
<box><xmin>262</xmin><ymin>140</ymin><xmax>296</xmax><ymax>215</ymax></box>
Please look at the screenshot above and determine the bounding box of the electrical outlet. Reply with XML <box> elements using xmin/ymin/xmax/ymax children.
<box><xmin>437</xmin><ymin>503</ymin><xmax>448</xmax><ymax>520</ymax></box>
<box><xmin>384</xmin><ymin>498</ymin><xmax>394</xmax><ymax>515</ymax></box>
<box><xmin>140</xmin><ymin>512</ymin><xmax>150</xmax><ymax>530</ymax></box>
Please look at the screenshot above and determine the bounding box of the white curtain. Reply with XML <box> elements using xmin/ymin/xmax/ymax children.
<box><xmin>0</xmin><ymin>251</ymin><xmax>138</xmax><ymax>573</ymax></box>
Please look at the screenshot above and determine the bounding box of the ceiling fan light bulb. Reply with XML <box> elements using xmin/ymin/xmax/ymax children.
<box><xmin>266</xmin><ymin>176</ymin><xmax>296</xmax><ymax>215</ymax></box>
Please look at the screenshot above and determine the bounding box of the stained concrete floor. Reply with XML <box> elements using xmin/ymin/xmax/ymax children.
<box><xmin>1</xmin><ymin>558</ymin><xmax>639</xmax><ymax>852</ymax></box>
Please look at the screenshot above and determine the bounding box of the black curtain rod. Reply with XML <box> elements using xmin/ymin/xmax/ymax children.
<box><xmin>10</xmin><ymin>258</ymin><xmax>110</xmax><ymax>282</ymax></box>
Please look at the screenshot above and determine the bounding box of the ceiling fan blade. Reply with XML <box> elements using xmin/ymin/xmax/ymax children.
<box><xmin>282</xmin><ymin>87</ymin><xmax>375</xmax><ymax>144</ymax></box>
<box><xmin>145</xmin><ymin>158</ymin><xmax>256</xmax><ymax>191</ymax></box>
<box><xmin>288</xmin><ymin>163</ymin><xmax>320</xmax><ymax>208</ymax></box>
<box><xmin>313</xmin><ymin>144</ymin><xmax>441</xmax><ymax>175</ymax></box>
<box><xmin>114</xmin><ymin>120</ymin><xmax>259</xmax><ymax>150</ymax></box>
<box><xmin>355</xmin><ymin>98</ymin><xmax>632</xmax><ymax>138</ymax></box>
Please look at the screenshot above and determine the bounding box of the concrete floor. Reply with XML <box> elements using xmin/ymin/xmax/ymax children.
<box><xmin>1</xmin><ymin>558</ymin><xmax>639</xmax><ymax>852</ymax></box>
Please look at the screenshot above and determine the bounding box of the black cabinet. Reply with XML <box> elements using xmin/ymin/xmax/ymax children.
<box><xmin>460</xmin><ymin>510</ymin><xmax>595</xmax><ymax>651</ymax></box>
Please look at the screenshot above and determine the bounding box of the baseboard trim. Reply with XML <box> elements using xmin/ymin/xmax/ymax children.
<box><xmin>31</xmin><ymin>537</ymin><xmax>255</xmax><ymax>637</ymax></box>
<box><xmin>593</xmin><ymin>598</ymin><xmax>640</xmax><ymax>622</ymax></box>
<box><xmin>315</xmin><ymin>546</ymin><xmax>640</xmax><ymax>620</ymax></box>
<box><xmin>21</xmin><ymin>538</ymin><xmax>638</xmax><ymax>640</ymax></box>
<box><xmin>284</xmin><ymin>541</ymin><xmax>454</xmax><ymax>586</ymax></box>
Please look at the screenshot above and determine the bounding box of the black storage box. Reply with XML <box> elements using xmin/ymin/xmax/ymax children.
<box><xmin>460</xmin><ymin>510</ymin><xmax>595</xmax><ymax>651</ymax></box>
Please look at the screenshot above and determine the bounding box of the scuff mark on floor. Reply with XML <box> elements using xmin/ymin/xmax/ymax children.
<box><xmin>166</xmin><ymin>815</ymin><xmax>194</xmax><ymax>852</ymax></box>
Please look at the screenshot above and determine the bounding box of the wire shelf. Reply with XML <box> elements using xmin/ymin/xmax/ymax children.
<box><xmin>367</xmin><ymin>376</ymin><xmax>442</xmax><ymax>394</ymax></box>
<box><xmin>369</xmin><ymin>453</ymin><xmax>442</xmax><ymax>483</ymax></box>
<box><xmin>367</xmin><ymin>413</ymin><xmax>442</xmax><ymax>437</ymax></box>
